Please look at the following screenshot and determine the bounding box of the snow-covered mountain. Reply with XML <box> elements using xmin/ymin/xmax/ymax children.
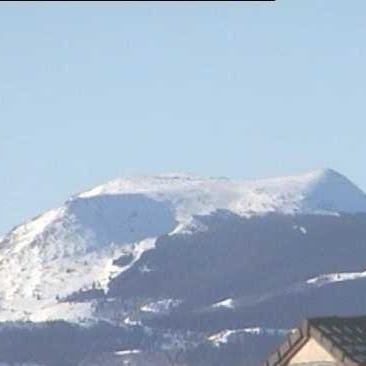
<box><xmin>0</xmin><ymin>168</ymin><xmax>365</xmax><ymax>323</ymax></box>
<box><xmin>2</xmin><ymin>168</ymin><xmax>366</xmax><ymax>365</ymax></box>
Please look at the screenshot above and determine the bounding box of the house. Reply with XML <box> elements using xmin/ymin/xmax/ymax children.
<box><xmin>264</xmin><ymin>316</ymin><xmax>366</xmax><ymax>366</ymax></box>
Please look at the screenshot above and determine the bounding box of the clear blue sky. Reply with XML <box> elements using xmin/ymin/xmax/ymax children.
<box><xmin>1</xmin><ymin>1</ymin><xmax>366</xmax><ymax>234</ymax></box>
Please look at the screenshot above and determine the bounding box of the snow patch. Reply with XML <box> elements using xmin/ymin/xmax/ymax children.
<box><xmin>307</xmin><ymin>271</ymin><xmax>366</xmax><ymax>286</ymax></box>
<box><xmin>140</xmin><ymin>299</ymin><xmax>182</xmax><ymax>315</ymax></box>
<box><xmin>115</xmin><ymin>349</ymin><xmax>141</xmax><ymax>356</ymax></box>
<box><xmin>123</xmin><ymin>317</ymin><xmax>142</xmax><ymax>327</ymax></box>
<box><xmin>169</xmin><ymin>217</ymin><xmax>208</xmax><ymax>236</ymax></box>
<box><xmin>208</xmin><ymin>327</ymin><xmax>294</xmax><ymax>346</ymax></box>
<box><xmin>293</xmin><ymin>225</ymin><xmax>307</xmax><ymax>234</ymax></box>
<box><xmin>212</xmin><ymin>298</ymin><xmax>235</xmax><ymax>309</ymax></box>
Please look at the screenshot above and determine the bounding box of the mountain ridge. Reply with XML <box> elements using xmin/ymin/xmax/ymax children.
<box><xmin>0</xmin><ymin>168</ymin><xmax>365</xmax><ymax>324</ymax></box>
<box><xmin>1</xmin><ymin>169</ymin><xmax>366</xmax><ymax>365</ymax></box>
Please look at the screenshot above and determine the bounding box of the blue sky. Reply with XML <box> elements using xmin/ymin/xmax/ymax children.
<box><xmin>1</xmin><ymin>1</ymin><xmax>366</xmax><ymax>234</ymax></box>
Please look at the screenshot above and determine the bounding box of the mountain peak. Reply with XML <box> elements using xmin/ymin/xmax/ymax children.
<box><xmin>297</xmin><ymin>168</ymin><xmax>366</xmax><ymax>214</ymax></box>
<box><xmin>308</xmin><ymin>167</ymin><xmax>349</xmax><ymax>182</ymax></box>
<box><xmin>237</xmin><ymin>168</ymin><xmax>366</xmax><ymax>215</ymax></box>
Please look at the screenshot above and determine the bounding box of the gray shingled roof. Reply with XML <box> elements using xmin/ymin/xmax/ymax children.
<box><xmin>264</xmin><ymin>316</ymin><xmax>366</xmax><ymax>366</ymax></box>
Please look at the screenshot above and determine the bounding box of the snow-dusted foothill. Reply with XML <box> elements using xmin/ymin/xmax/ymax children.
<box><xmin>208</xmin><ymin>327</ymin><xmax>294</xmax><ymax>346</ymax></box>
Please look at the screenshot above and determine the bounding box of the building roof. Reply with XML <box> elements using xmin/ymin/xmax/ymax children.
<box><xmin>264</xmin><ymin>316</ymin><xmax>366</xmax><ymax>366</ymax></box>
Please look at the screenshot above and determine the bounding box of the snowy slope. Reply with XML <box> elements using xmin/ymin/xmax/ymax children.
<box><xmin>79</xmin><ymin>168</ymin><xmax>366</xmax><ymax>218</ymax></box>
<box><xmin>0</xmin><ymin>168</ymin><xmax>366</xmax><ymax>323</ymax></box>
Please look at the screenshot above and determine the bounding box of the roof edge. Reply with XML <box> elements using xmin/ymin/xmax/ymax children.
<box><xmin>263</xmin><ymin>319</ymin><xmax>309</xmax><ymax>366</ymax></box>
<box><xmin>263</xmin><ymin>317</ymin><xmax>366</xmax><ymax>366</ymax></box>
<box><xmin>309</xmin><ymin>319</ymin><xmax>360</xmax><ymax>366</ymax></box>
